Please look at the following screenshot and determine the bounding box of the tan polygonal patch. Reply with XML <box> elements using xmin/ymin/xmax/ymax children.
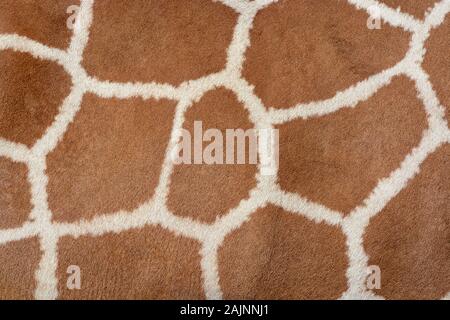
<box><xmin>82</xmin><ymin>0</ymin><xmax>237</xmax><ymax>85</ymax></box>
<box><xmin>219</xmin><ymin>205</ymin><xmax>348</xmax><ymax>299</ymax></box>
<box><xmin>364</xmin><ymin>144</ymin><xmax>450</xmax><ymax>300</ymax></box>
<box><xmin>0</xmin><ymin>157</ymin><xmax>31</xmax><ymax>229</ymax></box>
<box><xmin>47</xmin><ymin>94</ymin><xmax>176</xmax><ymax>222</ymax></box>
<box><xmin>57</xmin><ymin>225</ymin><xmax>204</xmax><ymax>299</ymax></box>
<box><xmin>277</xmin><ymin>76</ymin><xmax>427</xmax><ymax>214</ymax></box>
<box><xmin>0</xmin><ymin>50</ymin><xmax>71</xmax><ymax>147</ymax></box>
<box><xmin>167</xmin><ymin>88</ymin><xmax>257</xmax><ymax>223</ymax></box>
<box><xmin>243</xmin><ymin>0</ymin><xmax>410</xmax><ymax>108</ymax></box>
<box><xmin>0</xmin><ymin>237</ymin><xmax>40</xmax><ymax>299</ymax></box>
<box><xmin>0</xmin><ymin>0</ymin><xmax>77</xmax><ymax>49</ymax></box>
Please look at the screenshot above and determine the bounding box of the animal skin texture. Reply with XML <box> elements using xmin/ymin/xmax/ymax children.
<box><xmin>0</xmin><ymin>0</ymin><xmax>449</xmax><ymax>300</ymax></box>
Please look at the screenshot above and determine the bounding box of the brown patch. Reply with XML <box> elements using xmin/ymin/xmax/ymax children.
<box><xmin>277</xmin><ymin>76</ymin><xmax>427</xmax><ymax>214</ymax></box>
<box><xmin>83</xmin><ymin>0</ymin><xmax>237</xmax><ymax>85</ymax></box>
<box><xmin>423</xmin><ymin>15</ymin><xmax>450</xmax><ymax>122</ymax></box>
<box><xmin>0</xmin><ymin>50</ymin><xmax>71</xmax><ymax>147</ymax></box>
<box><xmin>0</xmin><ymin>0</ymin><xmax>77</xmax><ymax>49</ymax></box>
<box><xmin>219</xmin><ymin>205</ymin><xmax>348</xmax><ymax>299</ymax></box>
<box><xmin>0</xmin><ymin>158</ymin><xmax>31</xmax><ymax>229</ymax></box>
<box><xmin>364</xmin><ymin>144</ymin><xmax>450</xmax><ymax>299</ymax></box>
<box><xmin>47</xmin><ymin>94</ymin><xmax>176</xmax><ymax>222</ymax></box>
<box><xmin>243</xmin><ymin>0</ymin><xmax>410</xmax><ymax>108</ymax></box>
<box><xmin>379</xmin><ymin>0</ymin><xmax>439</xmax><ymax>19</ymax></box>
<box><xmin>57</xmin><ymin>225</ymin><xmax>204</xmax><ymax>299</ymax></box>
<box><xmin>0</xmin><ymin>237</ymin><xmax>40</xmax><ymax>299</ymax></box>
<box><xmin>167</xmin><ymin>88</ymin><xmax>257</xmax><ymax>223</ymax></box>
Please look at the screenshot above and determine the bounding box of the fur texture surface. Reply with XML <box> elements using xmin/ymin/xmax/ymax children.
<box><xmin>0</xmin><ymin>0</ymin><xmax>449</xmax><ymax>300</ymax></box>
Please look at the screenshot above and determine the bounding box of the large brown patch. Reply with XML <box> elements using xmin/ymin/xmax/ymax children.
<box><xmin>0</xmin><ymin>0</ymin><xmax>77</xmax><ymax>49</ymax></box>
<box><xmin>0</xmin><ymin>237</ymin><xmax>40</xmax><ymax>299</ymax></box>
<box><xmin>219</xmin><ymin>205</ymin><xmax>348</xmax><ymax>299</ymax></box>
<box><xmin>0</xmin><ymin>50</ymin><xmax>71</xmax><ymax>147</ymax></box>
<box><xmin>167</xmin><ymin>88</ymin><xmax>257</xmax><ymax>223</ymax></box>
<box><xmin>0</xmin><ymin>158</ymin><xmax>31</xmax><ymax>229</ymax></box>
<box><xmin>47</xmin><ymin>94</ymin><xmax>176</xmax><ymax>222</ymax></box>
<box><xmin>57</xmin><ymin>225</ymin><xmax>204</xmax><ymax>299</ymax></box>
<box><xmin>243</xmin><ymin>0</ymin><xmax>410</xmax><ymax>108</ymax></box>
<box><xmin>364</xmin><ymin>144</ymin><xmax>450</xmax><ymax>300</ymax></box>
<box><xmin>82</xmin><ymin>0</ymin><xmax>237</xmax><ymax>84</ymax></box>
<box><xmin>277</xmin><ymin>76</ymin><xmax>427</xmax><ymax>214</ymax></box>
